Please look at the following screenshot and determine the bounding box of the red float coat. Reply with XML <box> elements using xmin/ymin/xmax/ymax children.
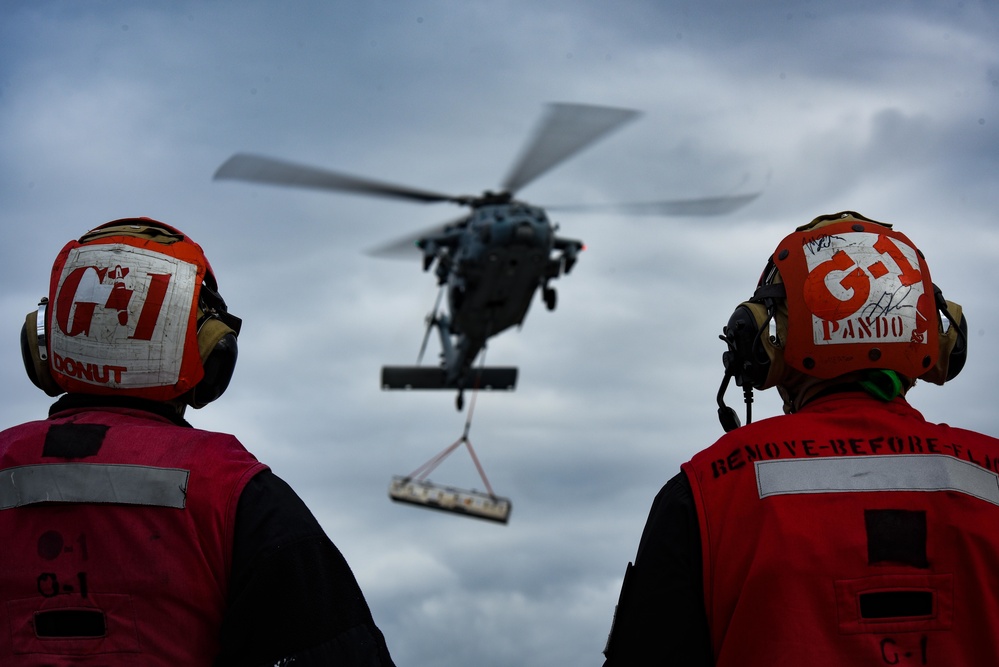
<box><xmin>682</xmin><ymin>392</ymin><xmax>999</xmax><ymax>666</ymax></box>
<box><xmin>0</xmin><ymin>405</ymin><xmax>267</xmax><ymax>666</ymax></box>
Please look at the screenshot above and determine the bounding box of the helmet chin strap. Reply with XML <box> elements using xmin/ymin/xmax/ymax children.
<box><xmin>779</xmin><ymin>370</ymin><xmax>907</xmax><ymax>416</ymax></box>
<box><xmin>717</xmin><ymin>365</ymin><xmax>903</xmax><ymax>433</ymax></box>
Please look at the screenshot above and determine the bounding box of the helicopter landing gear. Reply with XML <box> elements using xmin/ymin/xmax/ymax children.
<box><xmin>543</xmin><ymin>285</ymin><xmax>557</xmax><ymax>311</ymax></box>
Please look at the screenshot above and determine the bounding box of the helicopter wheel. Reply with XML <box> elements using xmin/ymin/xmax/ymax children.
<box><xmin>543</xmin><ymin>286</ymin><xmax>557</xmax><ymax>311</ymax></box>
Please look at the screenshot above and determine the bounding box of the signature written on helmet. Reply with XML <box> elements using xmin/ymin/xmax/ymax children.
<box><xmin>801</xmin><ymin>232</ymin><xmax>930</xmax><ymax>346</ymax></box>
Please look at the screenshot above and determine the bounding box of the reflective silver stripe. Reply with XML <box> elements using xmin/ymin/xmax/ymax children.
<box><xmin>0</xmin><ymin>464</ymin><xmax>189</xmax><ymax>510</ymax></box>
<box><xmin>756</xmin><ymin>454</ymin><xmax>999</xmax><ymax>506</ymax></box>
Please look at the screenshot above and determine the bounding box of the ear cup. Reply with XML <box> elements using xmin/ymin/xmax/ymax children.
<box><xmin>21</xmin><ymin>302</ymin><xmax>239</xmax><ymax>405</ymax></box>
<box><xmin>21</xmin><ymin>308</ymin><xmax>64</xmax><ymax>397</ymax></box>
<box><xmin>921</xmin><ymin>300</ymin><xmax>967</xmax><ymax>385</ymax></box>
<box><xmin>187</xmin><ymin>315</ymin><xmax>238</xmax><ymax>408</ymax></box>
<box><xmin>945</xmin><ymin>303</ymin><xmax>968</xmax><ymax>381</ymax></box>
<box><xmin>722</xmin><ymin>302</ymin><xmax>783</xmax><ymax>390</ymax></box>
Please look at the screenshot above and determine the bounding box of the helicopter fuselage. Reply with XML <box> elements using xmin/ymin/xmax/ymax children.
<box><xmin>449</xmin><ymin>203</ymin><xmax>554</xmax><ymax>338</ymax></box>
<box><xmin>418</xmin><ymin>200</ymin><xmax>580</xmax><ymax>388</ymax></box>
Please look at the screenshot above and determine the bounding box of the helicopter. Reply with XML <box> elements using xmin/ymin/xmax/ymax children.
<box><xmin>214</xmin><ymin>103</ymin><xmax>761</xmax><ymax>411</ymax></box>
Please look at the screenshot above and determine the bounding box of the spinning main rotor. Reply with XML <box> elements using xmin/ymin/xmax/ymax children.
<box><xmin>214</xmin><ymin>102</ymin><xmax>760</xmax><ymax>248</ymax></box>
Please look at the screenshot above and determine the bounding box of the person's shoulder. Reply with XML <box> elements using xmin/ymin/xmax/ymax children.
<box><xmin>0</xmin><ymin>416</ymin><xmax>51</xmax><ymax>440</ymax></box>
<box><xmin>689</xmin><ymin>411</ymin><xmax>791</xmax><ymax>459</ymax></box>
<box><xmin>930</xmin><ymin>421</ymin><xmax>999</xmax><ymax>446</ymax></box>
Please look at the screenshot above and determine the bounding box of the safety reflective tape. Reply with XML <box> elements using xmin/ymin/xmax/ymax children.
<box><xmin>0</xmin><ymin>463</ymin><xmax>189</xmax><ymax>510</ymax></box>
<box><xmin>756</xmin><ymin>454</ymin><xmax>999</xmax><ymax>506</ymax></box>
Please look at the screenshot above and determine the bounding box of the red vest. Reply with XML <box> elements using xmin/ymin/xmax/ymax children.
<box><xmin>683</xmin><ymin>393</ymin><xmax>999</xmax><ymax>666</ymax></box>
<box><xmin>0</xmin><ymin>406</ymin><xmax>267</xmax><ymax>665</ymax></box>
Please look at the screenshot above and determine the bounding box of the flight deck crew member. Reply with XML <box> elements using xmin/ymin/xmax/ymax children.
<box><xmin>601</xmin><ymin>211</ymin><xmax>999</xmax><ymax>666</ymax></box>
<box><xmin>0</xmin><ymin>218</ymin><xmax>395</xmax><ymax>666</ymax></box>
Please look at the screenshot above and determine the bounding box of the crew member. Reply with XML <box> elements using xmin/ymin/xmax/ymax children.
<box><xmin>602</xmin><ymin>212</ymin><xmax>999</xmax><ymax>666</ymax></box>
<box><xmin>0</xmin><ymin>218</ymin><xmax>395</xmax><ymax>666</ymax></box>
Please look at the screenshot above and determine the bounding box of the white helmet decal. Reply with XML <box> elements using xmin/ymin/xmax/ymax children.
<box><xmin>775</xmin><ymin>215</ymin><xmax>939</xmax><ymax>379</ymax></box>
<box><xmin>800</xmin><ymin>230</ymin><xmax>930</xmax><ymax>348</ymax></box>
<box><xmin>50</xmin><ymin>244</ymin><xmax>199</xmax><ymax>391</ymax></box>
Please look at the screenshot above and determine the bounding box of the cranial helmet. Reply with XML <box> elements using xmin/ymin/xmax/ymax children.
<box><xmin>717</xmin><ymin>211</ymin><xmax>967</xmax><ymax>431</ymax></box>
<box><xmin>21</xmin><ymin>218</ymin><xmax>242</xmax><ymax>408</ymax></box>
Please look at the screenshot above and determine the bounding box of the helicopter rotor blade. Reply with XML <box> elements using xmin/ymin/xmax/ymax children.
<box><xmin>501</xmin><ymin>103</ymin><xmax>641</xmax><ymax>195</ymax></box>
<box><xmin>214</xmin><ymin>153</ymin><xmax>465</xmax><ymax>205</ymax></box>
<box><xmin>364</xmin><ymin>215</ymin><xmax>468</xmax><ymax>259</ymax></box>
<box><xmin>545</xmin><ymin>191</ymin><xmax>762</xmax><ymax>217</ymax></box>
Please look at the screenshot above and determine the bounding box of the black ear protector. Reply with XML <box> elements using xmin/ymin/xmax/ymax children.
<box><xmin>21</xmin><ymin>298</ymin><xmax>63</xmax><ymax>397</ymax></box>
<box><xmin>715</xmin><ymin>267</ymin><xmax>968</xmax><ymax>432</ymax></box>
<box><xmin>20</xmin><ymin>276</ymin><xmax>242</xmax><ymax>408</ymax></box>
<box><xmin>922</xmin><ymin>285</ymin><xmax>968</xmax><ymax>385</ymax></box>
<box><xmin>187</xmin><ymin>274</ymin><xmax>242</xmax><ymax>408</ymax></box>
<box><xmin>716</xmin><ymin>262</ymin><xmax>786</xmax><ymax>431</ymax></box>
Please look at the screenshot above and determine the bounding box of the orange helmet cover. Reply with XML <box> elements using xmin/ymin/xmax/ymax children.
<box><xmin>773</xmin><ymin>215</ymin><xmax>939</xmax><ymax>379</ymax></box>
<box><xmin>45</xmin><ymin>218</ymin><xmax>211</xmax><ymax>401</ymax></box>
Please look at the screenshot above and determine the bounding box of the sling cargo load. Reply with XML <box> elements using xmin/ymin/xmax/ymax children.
<box><xmin>389</xmin><ymin>476</ymin><xmax>511</xmax><ymax>524</ymax></box>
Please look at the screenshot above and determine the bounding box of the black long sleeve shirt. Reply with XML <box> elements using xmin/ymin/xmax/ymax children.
<box><xmin>602</xmin><ymin>472</ymin><xmax>712</xmax><ymax>666</ymax></box>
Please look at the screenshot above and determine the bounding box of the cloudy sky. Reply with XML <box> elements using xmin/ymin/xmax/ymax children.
<box><xmin>2</xmin><ymin>1</ymin><xmax>998</xmax><ymax>665</ymax></box>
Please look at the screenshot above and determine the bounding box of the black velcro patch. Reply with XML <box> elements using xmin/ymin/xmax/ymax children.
<box><xmin>860</xmin><ymin>591</ymin><xmax>934</xmax><ymax>619</ymax></box>
<box><xmin>42</xmin><ymin>424</ymin><xmax>109</xmax><ymax>459</ymax></box>
<box><xmin>34</xmin><ymin>609</ymin><xmax>107</xmax><ymax>637</ymax></box>
<box><xmin>865</xmin><ymin>509</ymin><xmax>928</xmax><ymax>568</ymax></box>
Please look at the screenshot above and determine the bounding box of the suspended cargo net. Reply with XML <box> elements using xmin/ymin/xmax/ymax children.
<box><xmin>389</xmin><ymin>476</ymin><xmax>511</xmax><ymax>524</ymax></box>
<box><xmin>388</xmin><ymin>376</ymin><xmax>511</xmax><ymax>524</ymax></box>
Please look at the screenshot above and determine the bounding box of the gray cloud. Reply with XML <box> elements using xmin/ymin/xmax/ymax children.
<box><xmin>2</xmin><ymin>1</ymin><xmax>997</xmax><ymax>665</ymax></box>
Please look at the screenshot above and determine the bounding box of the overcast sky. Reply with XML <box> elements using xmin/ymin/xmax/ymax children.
<box><xmin>2</xmin><ymin>2</ymin><xmax>998</xmax><ymax>665</ymax></box>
